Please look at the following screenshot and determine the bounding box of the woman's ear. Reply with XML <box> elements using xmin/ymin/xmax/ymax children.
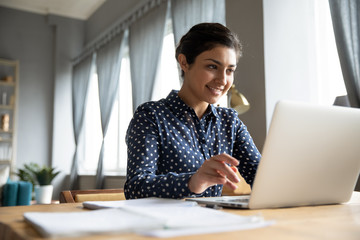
<box><xmin>177</xmin><ymin>54</ymin><xmax>189</xmax><ymax>73</ymax></box>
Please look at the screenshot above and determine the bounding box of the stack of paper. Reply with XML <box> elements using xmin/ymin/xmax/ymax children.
<box><xmin>24</xmin><ymin>198</ymin><xmax>273</xmax><ymax>238</ymax></box>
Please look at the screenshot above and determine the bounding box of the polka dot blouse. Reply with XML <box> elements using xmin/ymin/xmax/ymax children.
<box><xmin>124</xmin><ymin>90</ymin><xmax>261</xmax><ymax>199</ymax></box>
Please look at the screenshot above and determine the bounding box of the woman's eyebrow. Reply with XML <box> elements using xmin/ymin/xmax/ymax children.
<box><xmin>205</xmin><ymin>58</ymin><xmax>236</xmax><ymax>68</ymax></box>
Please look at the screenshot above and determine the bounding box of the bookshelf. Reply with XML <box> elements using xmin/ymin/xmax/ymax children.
<box><xmin>0</xmin><ymin>58</ymin><xmax>19</xmax><ymax>175</ymax></box>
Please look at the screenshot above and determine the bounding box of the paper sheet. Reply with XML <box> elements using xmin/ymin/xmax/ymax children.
<box><xmin>24</xmin><ymin>208</ymin><xmax>164</xmax><ymax>238</ymax></box>
<box><xmin>82</xmin><ymin>197</ymin><xmax>198</xmax><ymax>209</ymax></box>
<box><xmin>24</xmin><ymin>198</ymin><xmax>273</xmax><ymax>238</ymax></box>
<box><xmin>142</xmin><ymin>220</ymin><xmax>274</xmax><ymax>238</ymax></box>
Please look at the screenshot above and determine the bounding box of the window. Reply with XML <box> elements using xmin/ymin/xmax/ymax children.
<box><xmin>80</xmin><ymin>51</ymin><xmax>133</xmax><ymax>175</ymax></box>
<box><xmin>263</xmin><ymin>0</ymin><xmax>347</xmax><ymax>128</ymax></box>
<box><xmin>152</xmin><ymin>18</ymin><xmax>181</xmax><ymax>101</ymax></box>
<box><xmin>80</xmin><ymin>71</ymin><xmax>102</xmax><ymax>174</ymax></box>
<box><xmin>102</xmin><ymin>20</ymin><xmax>182</xmax><ymax>175</ymax></box>
<box><xmin>314</xmin><ymin>0</ymin><xmax>347</xmax><ymax>105</ymax></box>
<box><xmin>103</xmin><ymin>51</ymin><xmax>133</xmax><ymax>175</ymax></box>
<box><xmin>81</xmin><ymin>20</ymin><xmax>182</xmax><ymax>175</ymax></box>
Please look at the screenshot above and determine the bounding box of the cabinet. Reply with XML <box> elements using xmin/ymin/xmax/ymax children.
<box><xmin>0</xmin><ymin>58</ymin><xmax>18</xmax><ymax>174</ymax></box>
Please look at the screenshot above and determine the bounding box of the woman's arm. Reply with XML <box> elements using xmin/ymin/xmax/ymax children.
<box><xmin>233</xmin><ymin>118</ymin><xmax>261</xmax><ymax>187</ymax></box>
<box><xmin>124</xmin><ymin>104</ymin><xmax>198</xmax><ymax>199</ymax></box>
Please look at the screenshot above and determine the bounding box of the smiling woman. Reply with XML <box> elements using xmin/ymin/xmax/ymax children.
<box><xmin>124</xmin><ymin>23</ymin><xmax>261</xmax><ymax>199</ymax></box>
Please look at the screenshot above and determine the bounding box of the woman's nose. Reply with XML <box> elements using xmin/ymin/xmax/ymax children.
<box><xmin>216</xmin><ymin>70</ymin><xmax>227</xmax><ymax>85</ymax></box>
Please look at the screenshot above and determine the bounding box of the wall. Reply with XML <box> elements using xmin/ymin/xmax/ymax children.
<box><xmin>47</xmin><ymin>15</ymin><xmax>85</xmax><ymax>197</ymax></box>
<box><xmin>85</xmin><ymin>0</ymin><xmax>142</xmax><ymax>45</ymax></box>
<box><xmin>226</xmin><ymin>0</ymin><xmax>266</xmax><ymax>151</ymax></box>
<box><xmin>0</xmin><ymin>7</ymin><xmax>54</xmax><ymax>170</ymax></box>
<box><xmin>0</xmin><ymin>7</ymin><xmax>84</xmax><ymax>198</ymax></box>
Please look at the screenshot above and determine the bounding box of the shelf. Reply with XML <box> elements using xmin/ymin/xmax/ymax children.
<box><xmin>0</xmin><ymin>159</ymin><xmax>11</xmax><ymax>164</ymax></box>
<box><xmin>0</xmin><ymin>81</ymin><xmax>15</xmax><ymax>87</ymax></box>
<box><xmin>0</xmin><ymin>129</ymin><xmax>13</xmax><ymax>133</ymax></box>
<box><xmin>0</xmin><ymin>58</ymin><xmax>18</xmax><ymax>173</ymax></box>
<box><xmin>0</xmin><ymin>105</ymin><xmax>14</xmax><ymax>110</ymax></box>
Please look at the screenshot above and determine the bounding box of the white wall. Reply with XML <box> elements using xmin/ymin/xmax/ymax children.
<box><xmin>0</xmin><ymin>7</ymin><xmax>84</xmax><ymax>199</ymax></box>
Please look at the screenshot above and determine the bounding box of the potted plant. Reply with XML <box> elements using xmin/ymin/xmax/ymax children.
<box><xmin>16</xmin><ymin>163</ymin><xmax>60</xmax><ymax>204</ymax></box>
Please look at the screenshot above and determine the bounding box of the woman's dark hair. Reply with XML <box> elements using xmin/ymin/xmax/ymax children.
<box><xmin>175</xmin><ymin>23</ymin><xmax>242</xmax><ymax>77</ymax></box>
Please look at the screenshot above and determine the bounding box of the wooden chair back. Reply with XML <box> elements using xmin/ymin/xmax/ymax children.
<box><xmin>59</xmin><ymin>189</ymin><xmax>125</xmax><ymax>203</ymax></box>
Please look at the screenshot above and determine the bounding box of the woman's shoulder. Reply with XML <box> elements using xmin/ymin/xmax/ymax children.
<box><xmin>134</xmin><ymin>99</ymin><xmax>167</xmax><ymax>116</ymax></box>
<box><xmin>214</xmin><ymin>105</ymin><xmax>239</xmax><ymax>118</ymax></box>
<box><xmin>214</xmin><ymin>106</ymin><xmax>244</xmax><ymax>127</ymax></box>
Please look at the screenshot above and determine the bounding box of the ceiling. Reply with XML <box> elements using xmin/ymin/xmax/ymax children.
<box><xmin>0</xmin><ymin>0</ymin><xmax>106</xmax><ymax>20</ymax></box>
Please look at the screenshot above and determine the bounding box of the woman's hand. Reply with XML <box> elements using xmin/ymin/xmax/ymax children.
<box><xmin>188</xmin><ymin>153</ymin><xmax>240</xmax><ymax>194</ymax></box>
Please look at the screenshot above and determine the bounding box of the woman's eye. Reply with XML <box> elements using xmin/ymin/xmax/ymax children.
<box><xmin>227</xmin><ymin>68</ymin><xmax>235</xmax><ymax>74</ymax></box>
<box><xmin>208</xmin><ymin>65</ymin><xmax>217</xmax><ymax>69</ymax></box>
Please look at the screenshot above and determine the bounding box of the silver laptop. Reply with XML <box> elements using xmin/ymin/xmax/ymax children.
<box><xmin>187</xmin><ymin>100</ymin><xmax>360</xmax><ymax>209</ymax></box>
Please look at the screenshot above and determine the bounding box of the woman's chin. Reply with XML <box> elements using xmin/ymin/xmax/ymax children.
<box><xmin>207</xmin><ymin>97</ymin><xmax>222</xmax><ymax>105</ymax></box>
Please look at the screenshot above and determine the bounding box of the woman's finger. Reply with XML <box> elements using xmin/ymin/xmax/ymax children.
<box><xmin>211</xmin><ymin>153</ymin><xmax>239</xmax><ymax>166</ymax></box>
<box><xmin>207</xmin><ymin>158</ymin><xmax>240</xmax><ymax>184</ymax></box>
<box><xmin>224</xmin><ymin>178</ymin><xmax>238</xmax><ymax>190</ymax></box>
<box><xmin>188</xmin><ymin>153</ymin><xmax>241</xmax><ymax>194</ymax></box>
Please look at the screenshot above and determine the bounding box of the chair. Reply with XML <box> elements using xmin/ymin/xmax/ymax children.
<box><xmin>59</xmin><ymin>189</ymin><xmax>125</xmax><ymax>203</ymax></box>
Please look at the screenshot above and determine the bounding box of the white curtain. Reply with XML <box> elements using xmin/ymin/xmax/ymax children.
<box><xmin>170</xmin><ymin>0</ymin><xmax>226</xmax><ymax>83</ymax></box>
<box><xmin>95</xmin><ymin>32</ymin><xmax>125</xmax><ymax>189</ymax></box>
<box><xmin>69</xmin><ymin>54</ymin><xmax>94</xmax><ymax>190</ymax></box>
<box><xmin>129</xmin><ymin>1</ymin><xmax>168</xmax><ymax>112</ymax></box>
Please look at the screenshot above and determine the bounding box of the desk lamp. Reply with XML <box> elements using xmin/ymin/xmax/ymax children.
<box><xmin>227</xmin><ymin>84</ymin><xmax>250</xmax><ymax>114</ymax></box>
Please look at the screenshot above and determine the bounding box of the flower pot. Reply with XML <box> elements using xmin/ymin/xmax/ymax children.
<box><xmin>34</xmin><ymin>185</ymin><xmax>53</xmax><ymax>204</ymax></box>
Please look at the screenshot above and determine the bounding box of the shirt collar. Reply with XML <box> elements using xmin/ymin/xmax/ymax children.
<box><xmin>165</xmin><ymin>90</ymin><xmax>219</xmax><ymax>119</ymax></box>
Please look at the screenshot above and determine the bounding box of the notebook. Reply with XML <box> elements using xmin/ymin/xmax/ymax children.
<box><xmin>186</xmin><ymin>100</ymin><xmax>360</xmax><ymax>209</ymax></box>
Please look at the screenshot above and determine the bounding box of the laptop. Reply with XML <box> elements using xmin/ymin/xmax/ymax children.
<box><xmin>186</xmin><ymin>100</ymin><xmax>360</xmax><ymax>209</ymax></box>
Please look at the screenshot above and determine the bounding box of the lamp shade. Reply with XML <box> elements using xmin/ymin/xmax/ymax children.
<box><xmin>228</xmin><ymin>85</ymin><xmax>250</xmax><ymax>115</ymax></box>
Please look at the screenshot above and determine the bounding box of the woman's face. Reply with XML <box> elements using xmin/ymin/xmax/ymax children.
<box><xmin>179</xmin><ymin>46</ymin><xmax>237</xmax><ymax>107</ymax></box>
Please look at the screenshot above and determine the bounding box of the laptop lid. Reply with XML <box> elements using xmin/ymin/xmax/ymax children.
<box><xmin>248</xmin><ymin>100</ymin><xmax>360</xmax><ymax>209</ymax></box>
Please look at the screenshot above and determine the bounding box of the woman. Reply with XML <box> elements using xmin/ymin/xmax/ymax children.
<box><xmin>124</xmin><ymin>23</ymin><xmax>261</xmax><ymax>199</ymax></box>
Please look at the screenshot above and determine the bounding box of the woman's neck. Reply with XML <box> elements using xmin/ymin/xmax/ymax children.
<box><xmin>178</xmin><ymin>89</ymin><xmax>209</xmax><ymax>119</ymax></box>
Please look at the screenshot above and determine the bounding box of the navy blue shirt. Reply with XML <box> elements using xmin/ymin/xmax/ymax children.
<box><xmin>124</xmin><ymin>90</ymin><xmax>261</xmax><ymax>199</ymax></box>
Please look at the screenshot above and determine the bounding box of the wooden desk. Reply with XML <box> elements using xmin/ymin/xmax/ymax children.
<box><xmin>1</xmin><ymin>192</ymin><xmax>359</xmax><ymax>240</ymax></box>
